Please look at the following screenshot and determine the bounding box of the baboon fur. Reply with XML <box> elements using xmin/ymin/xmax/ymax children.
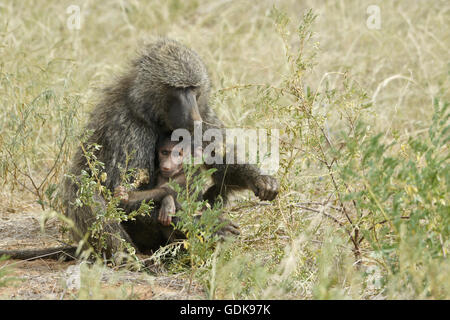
<box><xmin>61</xmin><ymin>38</ymin><xmax>279</xmax><ymax>257</ymax></box>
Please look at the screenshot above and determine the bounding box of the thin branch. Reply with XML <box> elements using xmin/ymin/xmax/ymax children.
<box><xmin>38</xmin><ymin>134</ymin><xmax>67</xmax><ymax>190</ymax></box>
<box><xmin>294</xmin><ymin>204</ymin><xmax>343</xmax><ymax>226</ymax></box>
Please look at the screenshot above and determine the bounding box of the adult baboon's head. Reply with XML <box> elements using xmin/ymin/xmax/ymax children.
<box><xmin>129</xmin><ymin>38</ymin><xmax>211</xmax><ymax>132</ymax></box>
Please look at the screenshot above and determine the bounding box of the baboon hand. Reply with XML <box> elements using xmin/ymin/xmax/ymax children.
<box><xmin>249</xmin><ymin>175</ymin><xmax>279</xmax><ymax>201</ymax></box>
<box><xmin>114</xmin><ymin>186</ymin><xmax>129</xmax><ymax>203</ymax></box>
<box><xmin>158</xmin><ymin>195</ymin><xmax>176</xmax><ymax>226</ymax></box>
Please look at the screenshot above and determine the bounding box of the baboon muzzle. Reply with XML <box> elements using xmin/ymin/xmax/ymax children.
<box><xmin>168</xmin><ymin>87</ymin><xmax>203</xmax><ymax>132</ymax></box>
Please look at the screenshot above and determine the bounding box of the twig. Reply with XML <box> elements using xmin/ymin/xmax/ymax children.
<box><xmin>294</xmin><ymin>205</ymin><xmax>344</xmax><ymax>226</ymax></box>
<box><xmin>241</xmin><ymin>235</ymin><xmax>290</xmax><ymax>243</ymax></box>
<box><xmin>38</xmin><ymin>134</ymin><xmax>68</xmax><ymax>190</ymax></box>
<box><xmin>294</xmin><ymin>201</ymin><xmax>344</xmax><ymax>212</ymax></box>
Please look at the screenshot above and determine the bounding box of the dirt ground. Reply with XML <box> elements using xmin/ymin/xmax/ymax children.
<box><xmin>0</xmin><ymin>199</ymin><xmax>204</xmax><ymax>300</ymax></box>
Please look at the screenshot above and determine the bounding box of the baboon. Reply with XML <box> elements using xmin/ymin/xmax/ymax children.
<box><xmin>1</xmin><ymin>38</ymin><xmax>278</xmax><ymax>260</ymax></box>
<box><xmin>115</xmin><ymin>134</ymin><xmax>207</xmax><ymax>227</ymax></box>
<box><xmin>67</xmin><ymin>38</ymin><xmax>279</xmax><ymax>257</ymax></box>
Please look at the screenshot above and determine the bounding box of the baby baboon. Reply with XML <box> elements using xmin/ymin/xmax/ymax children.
<box><xmin>112</xmin><ymin>135</ymin><xmax>231</xmax><ymax>253</ymax></box>
<box><xmin>62</xmin><ymin>38</ymin><xmax>279</xmax><ymax>257</ymax></box>
<box><xmin>115</xmin><ymin>135</ymin><xmax>201</xmax><ymax>227</ymax></box>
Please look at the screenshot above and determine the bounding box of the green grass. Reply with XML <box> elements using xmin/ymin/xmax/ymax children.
<box><xmin>0</xmin><ymin>0</ymin><xmax>448</xmax><ymax>299</ymax></box>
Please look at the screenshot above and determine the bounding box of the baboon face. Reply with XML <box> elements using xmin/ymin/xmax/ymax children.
<box><xmin>165</xmin><ymin>86</ymin><xmax>202</xmax><ymax>132</ymax></box>
<box><xmin>158</xmin><ymin>140</ymin><xmax>184</xmax><ymax>178</ymax></box>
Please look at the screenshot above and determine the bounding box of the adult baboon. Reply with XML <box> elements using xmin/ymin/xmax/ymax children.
<box><xmin>0</xmin><ymin>38</ymin><xmax>278</xmax><ymax>260</ymax></box>
<box><xmin>63</xmin><ymin>38</ymin><xmax>278</xmax><ymax>257</ymax></box>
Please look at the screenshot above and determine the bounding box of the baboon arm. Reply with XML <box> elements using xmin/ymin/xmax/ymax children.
<box><xmin>205</xmin><ymin>162</ymin><xmax>278</xmax><ymax>202</ymax></box>
<box><xmin>201</xmin><ymin>115</ymin><xmax>260</xmax><ymax>189</ymax></box>
<box><xmin>155</xmin><ymin>172</ymin><xmax>187</xmax><ymax>189</ymax></box>
<box><xmin>121</xmin><ymin>186</ymin><xmax>178</xmax><ymax>213</ymax></box>
<box><xmin>125</xmin><ymin>172</ymin><xmax>186</xmax><ymax>202</ymax></box>
<box><xmin>202</xmin><ymin>115</ymin><xmax>278</xmax><ymax>202</ymax></box>
<box><xmin>127</xmin><ymin>187</ymin><xmax>175</xmax><ymax>203</ymax></box>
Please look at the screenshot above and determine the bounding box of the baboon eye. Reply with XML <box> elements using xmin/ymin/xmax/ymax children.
<box><xmin>188</xmin><ymin>86</ymin><xmax>200</xmax><ymax>99</ymax></box>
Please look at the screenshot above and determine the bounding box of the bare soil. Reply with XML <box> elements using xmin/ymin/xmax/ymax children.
<box><xmin>0</xmin><ymin>198</ymin><xmax>204</xmax><ymax>300</ymax></box>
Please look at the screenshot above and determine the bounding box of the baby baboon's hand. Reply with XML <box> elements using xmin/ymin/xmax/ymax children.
<box><xmin>114</xmin><ymin>186</ymin><xmax>129</xmax><ymax>203</ymax></box>
<box><xmin>158</xmin><ymin>195</ymin><xmax>176</xmax><ymax>226</ymax></box>
<box><xmin>249</xmin><ymin>175</ymin><xmax>279</xmax><ymax>201</ymax></box>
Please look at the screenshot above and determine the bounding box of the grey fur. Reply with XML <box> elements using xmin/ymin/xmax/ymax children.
<box><xmin>62</xmin><ymin>38</ymin><xmax>278</xmax><ymax>257</ymax></box>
